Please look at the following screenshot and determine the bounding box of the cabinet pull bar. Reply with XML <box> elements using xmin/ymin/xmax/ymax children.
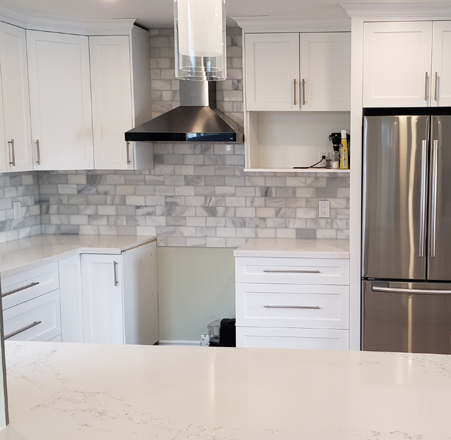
<box><xmin>8</xmin><ymin>139</ymin><xmax>15</xmax><ymax>166</ymax></box>
<box><xmin>126</xmin><ymin>141</ymin><xmax>131</xmax><ymax>165</ymax></box>
<box><xmin>293</xmin><ymin>79</ymin><xmax>297</xmax><ymax>106</ymax></box>
<box><xmin>2</xmin><ymin>282</ymin><xmax>40</xmax><ymax>298</ymax></box>
<box><xmin>36</xmin><ymin>139</ymin><xmax>40</xmax><ymax>165</ymax></box>
<box><xmin>302</xmin><ymin>79</ymin><xmax>306</xmax><ymax>105</ymax></box>
<box><xmin>5</xmin><ymin>321</ymin><xmax>41</xmax><ymax>340</ymax></box>
<box><xmin>424</xmin><ymin>72</ymin><xmax>428</xmax><ymax>101</ymax></box>
<box><xmin>434</xmin><ymin>72</ymin><xmax>438</xmax><ymax>101</ymax></box>
<box><xmin>263</xmin><ymin>269</ymin><xmax>320</xmax><ymax>274</ymax></box>
<box><xmin>264</xmin><ymin>305</ymin><xmax>321</xmax><ymax>309</ymax></box>
<box><xmin>113</xmin><ymin>261</ymin><xmax>119</xmax><ymax>286</ymax></box>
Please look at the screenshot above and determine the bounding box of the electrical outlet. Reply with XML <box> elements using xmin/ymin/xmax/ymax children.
<box><xmin>200</xmin><ymin>334</ymin><xmax>210</xmax><ymax>347</ymax></box>
<box><xmin>319</xmin><ymin>200</ymin><xmax>330</xmax><ymax>218</ymax></box>
<box><xmin>13</xmin><ymin>201</ymin><xmax>21</xmax><ymax>220</ymax></box>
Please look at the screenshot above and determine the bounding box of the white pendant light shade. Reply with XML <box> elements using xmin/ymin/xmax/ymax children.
<box><xmin>174</xmin><ymin>0</ymin><xmax>226</xmax><ymax>80</ymax></box>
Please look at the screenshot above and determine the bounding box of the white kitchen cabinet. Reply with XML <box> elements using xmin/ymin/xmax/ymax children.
<box><xmin>245</xmin><ymin>32</ymin><xmax>350</xmax><ymax>112</ymax></box>
<box><xmin>89</xmin><ymin>29</ymin><xmax>153</xmax><ymax>170</ymax></box>
<box><xmin>81</xmin><ymin>240</ymin><xmax>158</xmax><ymax>345</ymax></box>
<box><xmin>363</xmin><ymin>21</ymin><xmax>438</xmax><ymax>107</ymax></box>
<box><xmin>432</xmin><ymin>21</ymin><xmax>451</xmax><ymax>107</ymax></box>
<box><xmin>0</xmin><ymin>22</ymin><xmax>33</xmax><ymax>173</ymax></box>
<box><xmin>235</xmin><ymin>255</ymin><xmax>350</xmax><ymax>350</ymax></box>
<box><xmin>27</xmin><ymin>30</ymin><xmax>94</xmax><ymax>170</ymax></box>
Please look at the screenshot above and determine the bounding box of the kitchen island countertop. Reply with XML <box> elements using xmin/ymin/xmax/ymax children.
<box><xmin>0</xmin><ymin>234</ymin><xmax>156</xmax><ymax>277</ymax></box>
<box><xmin>1</xmin><ymin>341</ymin><xmax>450</xmax><ymax>440</ymax></box>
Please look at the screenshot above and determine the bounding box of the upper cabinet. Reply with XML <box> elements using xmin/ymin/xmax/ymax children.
<box><xmin>89</xmin><ymin>28</ymin><xmax>152</xmax><ymax>170</ymax></box>
<box><xmin>0</xmin><ymin>22</ymin><xmax>33</xmax><ymax>173</ymax></box>
<box><xmin>245</xmin><ymin>32</ymin><xmax>351</xmax><ymax>112</ymax></box>
<box><xmin>27</xmin><ymin>31</ymin><xmax>94</xmax><ymax>170</ymax></box>
<box><xmin>363</xmin><ymin>21</ymin><xmax>451</xmax><ymax>107</ymax></box>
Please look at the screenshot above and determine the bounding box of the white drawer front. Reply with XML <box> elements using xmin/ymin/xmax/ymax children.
<box><xmin>3</xmin><ymin>290</ymin><xmax>61</xmax><ymax>342</ymax></box>
<box><xmin>2</xmin><ymin>262</ymin><xmax>59</xmax><ymax>310</ymax></box>
<box><xmin>236</xmin><ymin>283</ymin><xmax>349</xmax><ymax>329</ymax></box>
<box><xmin>236</xmin><ymin>327</ymin><xmax>349</xmax><ymax>350</ymax></box>
<box><xmin>235</xmin><ymin>257</ymin><xmax>349</xmax><ymax>285</ymax></box>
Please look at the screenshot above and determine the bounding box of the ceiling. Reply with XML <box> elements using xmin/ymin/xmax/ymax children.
<box><xmin>0</xmin><ymin>0</ymin><xmax>445</xmax><ymax>29</ymax></box>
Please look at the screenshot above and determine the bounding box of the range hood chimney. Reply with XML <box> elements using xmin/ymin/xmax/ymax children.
<box><xmin>125</xmin><ymin>81</ymin><xmax>243</xmax><ymax>143</ymax></box>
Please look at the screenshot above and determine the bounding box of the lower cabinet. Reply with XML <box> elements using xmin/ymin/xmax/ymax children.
<box><xmin>80</xmin><ymin>241</ymin><xmax>159</xmax><ymax>345</ymax></box>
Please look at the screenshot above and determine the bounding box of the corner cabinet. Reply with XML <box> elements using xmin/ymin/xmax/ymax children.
<box><xmin>27</xmin><ymin>30</ymin><xmax>94</xmax><ymax>170</ymax></box>
<box><xmin>89</xmin><ymin>29</ymin><xmax>153</xmax><ymax>170</ymax></box>
<box><xmin>363</xmin><ymin>21</ymin><xmax>451</xmax><ymax>107</ymax></box>
<box><xmin>242</xmin><ymin>30</ymin><xmax>351</xmax><ymax>172</ymax></box>
<box><xmin>0</xmin><ymin>22</ymin><xmax>33</xmax><ymax>173</ymax></box>
<box><xmin>80</xmin><ymin>241</ymin><xmax>159</xmax><ymax>345</ymax></box>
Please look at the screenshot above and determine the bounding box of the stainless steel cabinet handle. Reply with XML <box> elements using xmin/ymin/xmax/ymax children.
<box><xmin>263</xmin><ymin>269</ymin><xmax>320</xmax><ymax>274</ymax></box>
<box><xmin>36</xmin><ymin>139</ymin><xmax>40</xmax><ymax>165</ymax></box>
<box><xmin>302</xmin><ymin>79</ymin><xmax>306</xmax><ymax>105</ymax></box>
<box><xmin>419</xmin><ymin>140</ymin><xmax>427</xmax><ymax>257</ymax></box>
<box><xmin>431</xmin><ymin>139</ymin><xmax>438</xmax><ymax>258</ymax></box>
<box><xmin>424</xmin><ymin>72</ymin><xmax>429</xmax><ymax>101</ymax></box>
<box><xmin>2</xmin><ymin>282</ymin><xmax>40</xmax><ymax>298</ymax></box>
<box><xmin>264</xmin><ymin>305</ymin><xmax>321</xmax><ymax>309</ymax></box>
<box><xmin>293</xmin><ymin>79</ymin><xmax>297</xmax><ymax>106</ymax></box>
<box><xmin>126</xmin><ymin>141</ymin><xmax>131</xmax><ymax>165</ymax></box>
<box><xmin>434</xmin><ymin>72</ymin><xmax>438</xmax><ymax>101</ymax></box>
<box><xmin>113</xmin><ymin>261</ymin><xmax>119</xmax><ymax>286</ymax></box>
<box><xmin>373</xmin><ymin>286</ymin><xmax>451</xmax><ymax>295</ymax></box>
<box><xmin>5</xmin><ymin>321</ymin><xmax>41</xmax><ymax>340</ymax></box>
<box><xmin>8</xmin><ymin>139</ymin><xmax>15</xmax><ymax>166</ymax></box>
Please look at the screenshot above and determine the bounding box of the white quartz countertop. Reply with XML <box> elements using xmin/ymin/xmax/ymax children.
<box><xmin>1</xmin><ymin>342</ymin><xmax>451</xmax><ymax>440</ymax></box>
<box><xmin>0</xmin><ymin>235</ymin><xmax>156</xmax><ymax>277</ymax></box>
<box><xmin>234</xmin><ymin>238</ymin><xmax>349</xmax><ymax>258</ymax></box>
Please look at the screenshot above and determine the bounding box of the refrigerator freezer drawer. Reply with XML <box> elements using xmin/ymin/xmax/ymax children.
<box><xmin>362</xmin><ymin>280</ymin><xmax>451</xmax><ymax>354</ymax></box>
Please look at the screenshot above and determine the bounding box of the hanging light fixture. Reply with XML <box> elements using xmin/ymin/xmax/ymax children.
<box><xmin>174</xmin><ymin>0</ymin><xmax>226</xmax><ymax>81</ymax></box>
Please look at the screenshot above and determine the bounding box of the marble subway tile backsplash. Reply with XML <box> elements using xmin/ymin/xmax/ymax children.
<box><xmin>0</xmin><ymin>172</ymin><xmax>41</xmax><ymax>243</ymax></box>
<box><xmin>39</xmin><ymin>145</ymin><xmax>350</xmax><ymax>247</ymax></box>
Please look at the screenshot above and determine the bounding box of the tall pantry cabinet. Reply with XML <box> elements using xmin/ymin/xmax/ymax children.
<box><xmin>0</xmin><ymin>22</ymin><xmax>33</xmax><ymax>173</ymax></box>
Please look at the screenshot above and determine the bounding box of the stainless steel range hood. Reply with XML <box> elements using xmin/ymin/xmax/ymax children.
<box><xmin>125</xmin><ymin>81</ymin><xmax>243</xmax><ymax>143</ymax></box>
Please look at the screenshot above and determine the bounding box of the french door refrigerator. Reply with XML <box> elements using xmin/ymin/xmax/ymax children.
<box><xmin>362</xmin><ymin>110</ymin><xmax>451</xmax><ymax>354</ymax></box>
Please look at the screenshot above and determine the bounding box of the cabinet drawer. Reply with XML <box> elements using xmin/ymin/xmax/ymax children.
<box><xmin>235</xmin><ymin>257</ymin><xmax>349</xmax><ymax>285</ymax></box>
<box><xmin>236</xmin><ymin>327</ymin><xmax>349</xmax><ymax>350</ymax></box>
<box><xmin>236</xmin><ymin>283</ymin><xmax>349</xmax><ymax>329</ymax></box>
<box><xmin>1</xmin><ymin>262</ymin><xmax>59</xmax><ymax>310</ymax></box>
<box><xmin>3</xmin><ymin>290</ymin><xmax>61</xmax><ymax>342</ymax></box>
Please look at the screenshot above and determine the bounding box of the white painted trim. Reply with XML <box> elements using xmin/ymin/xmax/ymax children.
<box><xmin>158</xmin><ymin>340</ymin><xmax>200</xmax><ymax>346</ymax></box>
<box><xmin>231</xmin><ymin>16</ymin><xmax>351</xmax><ymax>33</ymax></box>
<box><xmin>349</xmin><ymin>17</ymin><xmax>364</xmax><ymax>351</ymax></box>
<box><xmin>0</xmin><ymin>5</ymin><xmax>135</xmax><ymax>35</ymax></box>
<box><xmin>341</xmin><ymin>3</ymin><xmax>451</xmax><ymax>21</ymax></box>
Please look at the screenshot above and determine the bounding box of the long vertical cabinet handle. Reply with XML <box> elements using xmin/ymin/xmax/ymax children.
<box><xmin>293</xmin><ymin>79</ymin><xmax>297</xmax><ymax>106</ymax></box>
<box><xmin>113</xmin><ymin>261</ymin><xmax>119</xmax><ymax>286</ymax></box>
<box><xmin>126</xmin><ymin>141</ymin><xmax>131</xmax><ymax>165</ymax></box>
<box><xmin>425</xmin><ymin>72</ymin><xmax>429</xmax><ymax>102</ymax></box>
<box><xmin>434</xmin><ymin>72</ymin><xmax>438</xmax><ymax>102</ymax></box>
<box><xmin>430</xmin><ymin>139</ymin><xmax>438</xmax><ymax>258</ymax></box>
<box><xmin>35</xmin><ymin>140</ymin><xmax>41</xmax><ymax>165</ymax></box>
<box><xmin>419</xmin><ymin>140</ymin><xmax>428</xmax><ymax>257</ymax></box>
<box><xmin>302</xmin><ymin>79</ymin><xmax>306</xmax><ymax>105</ymax></box>
<box><xmin>7</xmin><ymin>139</ymin><xmax>15</xmax><ymax>166</ymax></box>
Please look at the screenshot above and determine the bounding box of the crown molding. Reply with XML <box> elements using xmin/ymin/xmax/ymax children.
<box><xmin>0</xmin><ymin>5</ymin><xmax>136</xmax><ymax>35</ymax></box>
<box><xmin>341</xmin><ymin>3</ymin><xmax>451</xmax><ymax>20</ymax></box>
<box><xmin>231</xmin><ymin>16</ymin><xmax>351</xmax><ymax>33</ymax></box>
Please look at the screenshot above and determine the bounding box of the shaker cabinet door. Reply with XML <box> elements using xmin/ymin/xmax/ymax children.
<box><xmin>363</xmin><ymin>21</ymin><xmax>433</xmax><ymax>107</ymax></box>
<box><xmin>245</xmin><ymin>33</ymin><xmax>300</xmax><ymax>111</ymax></box>
<box><xmin>27</xmin><ymin>30</ymin><xmax>94</xmax><ymax>170</ymax></box>
<box><xmin>431</xmin><ymin>21</ymin><xmax>451</xmax><ymax>107</ymax></box>
<box><xmin>0</xmin><ymin>22</ymin><xmax>33</xmax><ymax>172</ymax></box>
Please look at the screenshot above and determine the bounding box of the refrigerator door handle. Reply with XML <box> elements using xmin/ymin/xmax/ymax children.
<box><xmin>373</xmin><ymin>286</ymin><xmax>451</xmax><ymax>295</ymax></box>
<box><xmin>419</xmin><ymin>140</ymin><xmax>428</xmax><ymax>257</ymax></box>
<box><xmin>431</xmin><ymin>139</ymin><xmax>438</xmax><ymax>258</ymax></box>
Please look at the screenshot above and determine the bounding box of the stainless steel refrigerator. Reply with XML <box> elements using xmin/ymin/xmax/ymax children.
<box><xmin>362</xmin><ymin>111</ymin><xmax>451</xmax><ymax>354</ymax></box>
